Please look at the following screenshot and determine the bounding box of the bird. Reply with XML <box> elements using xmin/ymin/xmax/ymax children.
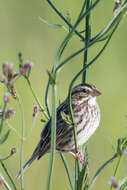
<box><xmin>17</xmin><ymin>83</ymin><xmax>101</xmax><ymax>178</ymax></box>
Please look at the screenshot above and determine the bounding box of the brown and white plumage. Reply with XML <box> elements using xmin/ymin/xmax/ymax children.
<box><xmin>17</xmin><ymin>83</ymin><xmax>101</xmax><ymax>178</ymax></box>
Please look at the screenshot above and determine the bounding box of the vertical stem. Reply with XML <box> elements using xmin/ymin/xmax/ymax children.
<box><xmin>59</xmin><ymin>152</ymin><xmax>74</xmax><ymax>190</ymax></box>
<box><xmin>26</xmin><ymin>78</ymin><xmax>49</xmax><ymax>120</ymax></box>
<box><xmin>46</xmin><ymin>85</ymin><xmax>56</xmax><ymax>190</ymax></box>
<box><xmin>18</xmin><ymin>97</ymin><xmax>25</xmax><ymax>190</ymax></box>
<box><xmin>0</xmin><ymin>160</ymin><xmax>18</xmax><ymax>190</ymax></box>
<box><xmin>74</xmin><ymin>160</ymin><xmax>79</xmax><ymax>190</ymax></box>
<box><xmin>45</xmin><ymin>81</ymin><xmax>51</xmax><ymax>117</ymax></box>
<box><xmin>68</xmin><ymin>87</ymin><xmax>80</xmax><ymax>186</ymax></box>
<box><xmin>82</xmin><ymin>0</ymin><xmax>91</xmax><ymax>84</ymax></box>
<box><xmin>110</xmin><ymin>155</ymin><xmax>123</xmax><ymax>190</ymax></box>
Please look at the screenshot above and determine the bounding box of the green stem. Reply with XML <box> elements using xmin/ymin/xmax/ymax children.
<box><xmin>26</xmin><ymin>77</ymin><xmax>49</xmax><ymax>120</ymax></box>
<box><xmin>55</xmin><ymin>2</ymin><xmax>127</xmax><ymax>75</ymax></box>
<box><xmin>67</xmin><ymin>22</ymin><xmax>119</xmax><ymax>94</ymax></box>
<box><xmin>55</xmin><ymin>16</ymin><xmax>121</xmax><ymax>74</ymax></box>
<box><xmin>0</xmin><ymin>153</ymin><xmax>12</xmax><ymax>161</ymax></box>
<box><xmin>46</xmin><ymin>0</ymin><xmax>85</xmax><ymax>41</ymax></box>
<box><xmin>110</xmin><ymin>155</ymin><xmax>123</xmax><ymax>190</ymax></box>
<box><xmin>68</xmin><ymin>85</ymin><xmax>80</xmax><ymax>178</ymax></box>
<box><xmin>45</xmin><ymin>0</ymin><xmax>100</xmax><ymax>116</ymax></box>
<box><xmin>90</xmin><ymin>3</ymin><xmax>127</xmax><ymax>43</ymax></box>
<box><xmin>82</xmin><ymin>0</ymin><xmax>91</xmax><ymax>84</ymax></box>
<box><xmin>45</xmin><ymin>81</ymin><xmax>51</xmax><ymax>117</ymax></box>
<box><xmin>88</xmin><ymin>153</ymin><xmax>118</xmax><ymax>190</ymax></box>
<box><xmin>79</xmin><ymin>0</ymin><xmax>87</xmax><ymax>18</ymax></box>
<box><xmin>17</xmin><ymin>97</ymin><xmax>25</xmax><ymax>190</ymax></box>
<box><xmin>67</xmin><ymin>23</ymin><xmax>119</xmax><ymax>187</ymax></box>
<box><xmin>46</xmin><ymin>85</ymin><xmax>56</xmax><ymax>190</ymax></box>
<box><xmin>0</xmin><ymin>160</ymin><xmax>18</xmax><ymax>190</ymax></box>
<box><xmin>74</xmin><ymin>160</ymin><xmax>79</xmax><ymax>190</ymax></box>
<box><xmin>59</xmin><ymin>152</ymin><xmax>74</xmax><ymax>190</ymax></box>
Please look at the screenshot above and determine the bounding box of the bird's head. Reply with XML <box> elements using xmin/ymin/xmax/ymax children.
<box><xmin>72</xmin><ymin>83</ymin><xmax>101</xmax><ymax>99</ymax></box>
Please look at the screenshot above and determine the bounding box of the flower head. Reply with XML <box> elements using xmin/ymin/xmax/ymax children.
<box><xmin>20</xmin><ymin>61</ymin><xmax>34</xmax><ymax>76</ymax></box>
<box><xmin>108</xmin><ymin>176</ymin><xmax>118</xmax><ymax>189</ymax></box>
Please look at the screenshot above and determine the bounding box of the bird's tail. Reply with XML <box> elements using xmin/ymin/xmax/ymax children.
<box><xmin>16</xmin><ymin>146</ymin><xmax>39</xmax><ymax>179</ymax></box>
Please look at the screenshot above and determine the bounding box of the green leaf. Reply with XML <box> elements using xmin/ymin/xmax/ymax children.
<box><xmin>39</xmin><ymin>17</ymin><xmax>67</xmax><ymax>31</ymax></box>
<box><xmin>61</xmin><ymin>111</ymin><xmax>72</xmax><ymax>125</ymax></box>
<box><xmin>119</xmin><ymin>176</ymin><xmax>127</xmax><ymax>190</ymax></box>
<box><xmin>0</xmin><ymin>130</ymin><xmax>10</xmax><ymax>144</ymax></box>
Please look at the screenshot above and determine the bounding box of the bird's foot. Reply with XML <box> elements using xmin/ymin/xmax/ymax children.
<box><xmin>70</xmin><ymin>146</ymin><xmax>84</xmax><ymax>165</ymax></box>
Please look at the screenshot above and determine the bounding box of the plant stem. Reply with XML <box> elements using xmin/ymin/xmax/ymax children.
<box><xmin>110</xmin><ymin>155</ymin><xmax>123</xmax><ymax>190</ymax></box>
<box><xmin>82</xmin><ymin>0</ymin><xmax>91</xmax><ymax>84</ymax></box>
<box><xmin>0</xmin><ymin>160</ymin><xmax>18</xmax><ymax>190</ymax></box>
<box><xmin>0</xmin><ymin>153</ymin><xmax>12</xmax><ymax>161</ymax></box>
<box><xmin>55</xmin><ymin>13</ymin><xmax>121</xmax><ymax>74</ymax></box>
<box><xmin>46</xmin><ymin>85</ymin><xmax>56</xmax><ymax>190</ymax></box>
<box><xmin>26</xmin><ymin>77</ymin><xmax>49</xmax><ymax>120</ymax></box>
<box><xmin>46</xmin><ymin>0</ymin><xmax>85</xmax><ymax>41</ymax></box>
<box><xmin>59</xmin><ymin>152</ymin><xmax>74</xmax><ymax>190</ymax></box>
<box><xmin>88</xmin><ymin>153</ymin><xmax>118</xmax><ymax>190</ymax></box>
<box><xmin>79</xmin><ymin>0</ymin><xmax>87</xmax><ymax>17</ymax></box>
<box><xmin>45</xmin><ymin>81</ymin><xmax>51</xmax><ymax>117</ymax></box>
<box><xmin>17</xmin><ymin>97</ymin><xmax>25</xmax><ymax>190</ymax></box>
<box><xmin>0</xmin><ymin>173</ymin><xmax>12</xmax><ymax>190</ymax></box>
<box><xmin>46</xmin><ymin>0</ymin><xmax>100</xmax><ymax>113</ymax></box>
<box><xmin>68</xmin><ymin>85</ymin><xmax>80</xmax><ymax>177</ymax></box>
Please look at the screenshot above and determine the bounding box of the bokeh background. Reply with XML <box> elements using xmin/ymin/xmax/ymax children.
<box><xmin>1</xmin><ymin>0</ymin><xmax>127</xmax><ymax>189</ymax></box>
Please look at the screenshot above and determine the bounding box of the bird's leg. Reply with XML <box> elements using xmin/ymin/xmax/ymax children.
<box><xmin>70</xmin><ymin>146</ymin><xmax>84</xmax><ymax>164</ymax></box>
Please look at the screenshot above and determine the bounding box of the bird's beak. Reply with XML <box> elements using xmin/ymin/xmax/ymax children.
<box><xmin>94</xmin><ymin>89</ymin><xmax>101</xmax><ymax>96</ymax></box>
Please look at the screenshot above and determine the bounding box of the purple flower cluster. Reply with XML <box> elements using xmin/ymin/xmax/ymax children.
<box><xmin>0</xmin><ymin>61</ymin><xmax>34</xmax><ymax>99</ymax></box>
<box><xmin>20</xmin><ymin>61</ymin><xmax>34</xmax><ymax>76</ymax></box>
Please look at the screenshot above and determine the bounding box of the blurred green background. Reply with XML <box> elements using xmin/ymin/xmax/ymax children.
<box><xmin>1</xmin><ymin>0</ymin><xmax>127</xmax><ymax>189</ymax></box>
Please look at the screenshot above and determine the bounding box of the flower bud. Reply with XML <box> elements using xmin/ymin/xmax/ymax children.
<box><xmin>4</xmin><ymin>92</ymin><xmax>10</xmax><ymax>104</ymax></box>
<box><xmin>8</xmin><ymin>64</ymin><xmax>13</xmax><ymax>78</ymax></box>
<box><xmin>2</xmin><ymin>62</ymin><xmax>8</xmax><ymax>76</ymax></box>
<box><xmin>11</xmin><ymin>147</ymin><xmax>17</xmax><ymax>154</ymax></box>
<box><xmin>33</xmin><ymin>104</ymin><xmax>39</xmax><ymax>117</ymax></box>
<box><xmin>0</xmin><ymin>177</ymin><xmax>4</xmax><ymax>186</ymax></box>
<box><xmin>20</xmin><ymin>61</ymin><xmax>34</xmax><ymax>75</ymax></box>
<box><xmin>109</xmin><ymin>176</ymin><xmax>118</xmax><ymax>188</ymax></box>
